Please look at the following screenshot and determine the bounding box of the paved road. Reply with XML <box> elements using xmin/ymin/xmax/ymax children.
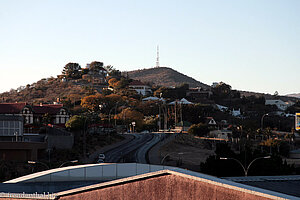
<box><xmin>105</xmin><ymin>133</ymin><xmax>154</xmax><ymax>163</ymax></box>
<box><xmin>135</xmin><ymin>133</ymin><xmax>165</xmax><ymax>164</ymax></box>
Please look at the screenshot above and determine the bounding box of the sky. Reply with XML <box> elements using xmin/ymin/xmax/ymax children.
<box><xmin>0</xmin><ymin>0</ymin><xmax>299</xmax><ymax>95</ymax></box>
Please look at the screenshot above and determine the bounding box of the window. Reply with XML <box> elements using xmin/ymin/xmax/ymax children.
<box><xmin>3</xmin><ymin>121</ymin><xmax>8</xmax><ymax>128</ymax></box>
<box><xmin>15</xmin><ymin>121</ymin><xmax>19</xmax><ymax>128</ymax></box>
<box><xmin>9</xmin><ymin>121</ymin><xmax>14</xmax><ymax>128</ymax></box>
<box><xmin>0</xmin><ymin>120</ymin><xmax>22</xmax><ymax>136</ymax></box>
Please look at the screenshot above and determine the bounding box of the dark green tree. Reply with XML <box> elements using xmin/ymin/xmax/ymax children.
<box><xmin>65</xmin><ymin>115</ymin><xmax>85</xmax><ymax>131</ymax></box>
<box><xmin>62</xmin><ymin>63</ymin><xmax>81</xmax><ymax>79</ymax></box>
<box><xmin>188</xmin><ymin>123</ymin><xmax>209</xmax><ymax>137</ymax></box>
<box><xmin>89</xmin><ymin>61</ymin><xmax>104</xmax><ymax>73</ymax></box>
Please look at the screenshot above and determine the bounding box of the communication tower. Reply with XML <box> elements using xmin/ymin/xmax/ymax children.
<box><xmin>156</xmin><ymin>45</ymin><xmax>160</xmax><ymax>68</ymax></box>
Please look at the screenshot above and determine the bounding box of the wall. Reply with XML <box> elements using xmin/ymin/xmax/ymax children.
<box><xmin>0</xmin><ymin>141</ymin><xmax>47</xmax><ymax>161</ymax></box>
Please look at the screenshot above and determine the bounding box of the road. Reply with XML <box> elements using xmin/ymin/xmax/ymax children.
<box><xmin>104</xmin><ymin>133</ymin><xmax>165</xmax><ymax>163</ymax></box>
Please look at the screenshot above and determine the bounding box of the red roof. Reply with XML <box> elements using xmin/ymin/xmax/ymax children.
<box><xmin>129</xmin><ymin>80</ymin><xmax>147</xmax><ymax>86</ymax></box>
<box><xmin>0</xmin><ymin>103</ymin><xmax>27</xmax><ymax>114</ymax></box>
<box><xmin>32</xmin><ymin>104</ymin><xmax>64</xmax><ymax>114</ymax></box>
<box><xmin>0</xmin><ymin>103</ymin><xmax>64</xmax><ymax>115</ymax></box>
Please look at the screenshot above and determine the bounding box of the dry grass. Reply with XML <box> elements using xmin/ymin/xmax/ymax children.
<box><xmin>160</xmin><ymin>134</ymin><xmax>214</xmax><ymax>171</ymax></box>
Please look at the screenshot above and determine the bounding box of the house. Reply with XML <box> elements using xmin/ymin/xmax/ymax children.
<box><xmin>0</xmin><ymin>103</ymin><xmax>70</xmax><ymax>128</ymax></box>
<box><xmin>129</xmin><ymin>80</ymin><xmax>152</xmax><ymax>96</ymax></box>
<box><xmin>32</xmin><ymin>104</ymin><xmax>70</xmax><ymax>125</ymax></box>
<box><xmin>82</xmin><ymin>66</ymin><xmax>108</xmax><ymax>85</ymax></box>
<box><xmin>142</xmin><ymin>96</ymin><xmax>160</xmax><ymax>101</ymax></box>
<box><xmin>169</xmin><ymin>98</ymin><xmax>194</xmax><ymax>105</ymax></box>
<box><xmin>265</xmin><ymin>99</ymin><xmax>294</xmax><ymax>111</ymax></box>
<box><xmin>205</xmin><ymin>117</ymin><xmax>217</xmax><ymax>126</ymax></box>
<box><xmin>209</xmin><ymin>129</ymin><xmax>231</xmax><ymax>140</ymax></box>
<box><xmin>186</xmin><ymin>87</ymin><xmax>212</xmax><ymax>102</ymax></box>
<box><xmin>231</xmin><ymin>108</ymin><xmax>241</xmax><ymax>117</ymax></box>
<box><xmin>212</xmin><ymin>82</ymin><xmax>219</xmax><ymax>88</ymax></box>
<box><xmin>216</xmin><ymin>104</ymin><xmax>228</xmax><ymax>112</ymax></box>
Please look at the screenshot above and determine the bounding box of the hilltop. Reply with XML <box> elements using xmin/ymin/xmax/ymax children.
<box><xmin>126</xmin><ymin>67</ymin><xmax>210</xmax><ymax>89</ymax></box>
<box><xmin>0</xmin><ymin>77</ymin><xmax>92</xmax><ymax>104</ymax></box>
<box><xmin>239</xmin><ymin>90</ymin><xmax>299</xmax><ymax>102</ymax></box>
<box><xmin>287</xmin><ymin>93</ymin><xmax>300</xmax><ymax>99</ymax></box>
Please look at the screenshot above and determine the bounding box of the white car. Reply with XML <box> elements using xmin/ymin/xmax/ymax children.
<box><xmin>98</xmin><ymin>153</ymin><xmax>105</xmax><ymax>160</ymax></box>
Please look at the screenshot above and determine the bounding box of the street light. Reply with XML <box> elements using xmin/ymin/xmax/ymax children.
<box><xmin>220</xmin><ymin>156</ymin><xmax>271</xmax><ymax>176</ymax></box>
<box><xmin>28</xmin><ymin>161</ymin><xmax>50</xmax><ymax>170</ymax></box>
<box><xmin>59</xmin><ymin>160</ymin><xmax>78</xmax><ymax>168</ymax></box>
<box><xmin>161</xmin><ymin>152</ymin><xmax>184</xmax><ymax>165</ymax></box>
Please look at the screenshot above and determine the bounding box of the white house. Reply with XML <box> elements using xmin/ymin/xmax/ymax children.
<box><xmin>129</xmin><ymin>80</ymin><xmax>152</xmax><ymax>96</ymax></box>
<box><xmin>265</xmin><ymin>99</ymin><xmax>294</xmax><ymax>111</ymax></box>
<box><xmin>169</xmin><ymin>98</ymin><xmax>194</xmax><ymax>105</ymax></box>
<box><xmin>216</xmin><ymin>104</ymin><xmax>228</xmax><ymax>112</ymax></box>
<box><xmin>206</xmin><ymin>117</ymin><xmax>217</xmax><ymax>126</ymax></box>
<box><xmin>231</xmin><ymin>108</ymin><xmax>241</xmax><ymax>117</ymax></box>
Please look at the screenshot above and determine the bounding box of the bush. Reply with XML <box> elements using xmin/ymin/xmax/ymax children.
<box><xmin>188</xmin><ymin>123</ymin><xmax>209</xmax><ymax>137</ymax></box>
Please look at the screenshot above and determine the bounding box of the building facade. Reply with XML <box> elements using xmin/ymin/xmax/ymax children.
<box><xmin>129</xmin><ymin>80</ymin><xmax>152</xmax><ymax>96</ymax></box>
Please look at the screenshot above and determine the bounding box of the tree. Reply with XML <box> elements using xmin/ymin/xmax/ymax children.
<box><xmin>65</xmin><ymin>115</ymin><xmax>85</xmax><ymax>130</ymax></box>
<box><xmin>108</xmin><ymin>78</ymin><xmax>118</xmax><ymax>88</ymax></box>
<box><xmin>188</xmin><ymin>123</ymin><xmax>209</xmax><ymax>137</ymax></box>
<box><xmin>114</xmin><ymin>78</ymin><xmax>129</xmax><ymax>90</ymax></box>
<box><xmin>81</xmin><ymin>94</ymin><xmax>105</xmax><ymax>112</ymax></box>
<box><xmin>105</xmin><ymin>65</ymin><xmax>121</xmax><ymax>77</ymax></box>
<box><xmin>89</xmin><ymin>61</ymin><xmax>104</xmax><ymax>73</ymax></box>
<box><xmin>42</xmin><ymin>113</ymin><xmax>51</xmax><ymax>124</ymax></box>
<box><xmin>62</xmin><ymin>63</ymin><xmax>81</xmax><ymax>79</ymax></box>
<box><xmin>212</xmin><ymin>82</ymin><xmax>232</xmax><ymax>101</ymax></box>
<box><xmin>115</xmin><ymin>108</ymin><xmax>144</xmax><ymax>130</ymax></box>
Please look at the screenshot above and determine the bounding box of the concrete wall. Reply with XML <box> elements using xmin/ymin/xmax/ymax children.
<box><xmin>47</xmin><ymin>135</ymin><xmax>73</xmax><ymax>149</ymax></box>
<box><xmin>0</xmin><ymin>141</ymin><xmax>47</xmax><ymax>161</ymax></box>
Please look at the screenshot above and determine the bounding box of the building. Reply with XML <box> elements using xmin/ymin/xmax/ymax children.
<box><xmin>2</xmin><ymin>163</ymin><xmax>298</xmax><ymax>199</ymax></box>
<box><xmin>231</xmin><ymin>108</ymin><xmax>241</xmax><ymax>117</ymax></box>
<box><xmin>0</xmin><ymin>115</ymin><xmax>23</xmax><ymax>141</ymax></box>
<box><xmin>186</xmin><ymin>87</ymin><xmax>212</xmax><ymax>102</ymax></box>
<box><xmin>0</xmin><ymin>103</ymin><xmax>70</xmax><ymax>128</ymax></box>
<box><xmin>205</xmin><ymin>117</ymin><xmax>217</xmax><ymax>126</ymax></box>
<box><xmin>215</xmin><ymin>104</ymin><xmax>228</xmax><ymax>112</ymax></box>
<box><xmin>265</xmin><ymin>99</ymin><xmax>294</xmax><ymax>111</ymax></box>
<box><xmin>0</xmin><ymin>141</ymin><xmax>47</xmax><ymax>161</ymax></box>
<box><xmin>129</xmin><ymin>80</ymin><xmax>152</xmax><ymax>96</ymax></box>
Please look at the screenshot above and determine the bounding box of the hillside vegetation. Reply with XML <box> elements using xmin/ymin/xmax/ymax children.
<box><xmin>126</xmin><ymin>67</ymin><xmax>210</xmax><ymax>89</ymax></box>
<box><xmin>0</xmin><ymin>77</ymin><xmax>92</xmax><ymax>104</ymax></box>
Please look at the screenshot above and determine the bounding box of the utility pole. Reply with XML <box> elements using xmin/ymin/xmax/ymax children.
<box><xmin>164</xmin><ymin>105</ymin><xmax>168</xmax><ymax>130</ymax></box>
<box><xmin>159</xmin><ymin>104</ymin><xmax>161</xmax><ymax>131</ymax></box>
<box><xmin>174</xmin><ymin>101</ymin><xmax>177</xmax><ymax>127</ymax></box>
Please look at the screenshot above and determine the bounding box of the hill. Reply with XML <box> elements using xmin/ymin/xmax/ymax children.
<box><xmin>0</xmin><ymin>77</ymin><xmax>91</xmax><ymax>104</ymax></box>
<box><xmin>239</xmin><ymin>90</ymin><xmax>299</xmax><ymax>102</ymax></box>
<box><xmin>126</xmin><ymin>67</ymin><xmax>210</xmax><ymax>89</ymax></box>
<box><xmin>286</xmin><ymin>93</ymin><xmax>300</xmax><ymax>99</ymax></box>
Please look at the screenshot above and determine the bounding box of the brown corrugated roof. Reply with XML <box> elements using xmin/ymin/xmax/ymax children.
<box><xmin>129</xmin><ymin>80</ymin><xmax>146</xmax><ymax>86</ymax></box>
<box><xmin>32</xmin><ymin>104</ymin><xmax>63</xmax><ymax>114</ymax></box>
<box><xmin>0</xmin><ymin>103</ymin><xmax>27</xmax><ymax>114</ymax></box>
<box><xmin>0</xmin><ymin>103</ymin><xmax>64</xmax><ymax>115</ymax></box>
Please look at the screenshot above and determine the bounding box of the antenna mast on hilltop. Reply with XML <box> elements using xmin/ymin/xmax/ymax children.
<box><xmin>156</xmin><ymin>45</ymin><xmax>160</xmax><ymax>68</ymax></box>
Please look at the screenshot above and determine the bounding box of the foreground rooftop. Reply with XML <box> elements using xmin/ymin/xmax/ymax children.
<box><xmin>2</xmin><ymin>163</ymin><xmax>299</xmax><ymax>200</ymax></box>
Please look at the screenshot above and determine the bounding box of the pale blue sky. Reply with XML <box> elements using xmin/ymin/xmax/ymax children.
<box><xmin>0</xmin><ymin>0</ymin><xmax>299</xmax><ymax>95</ymax></box>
